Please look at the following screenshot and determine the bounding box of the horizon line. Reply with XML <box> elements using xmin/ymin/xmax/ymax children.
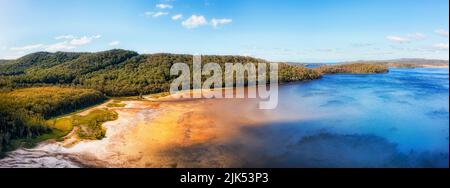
<box><xmin>1</xmin><ymin>49</ymin><xmax>449</xmax><ymax>63</ymax></box>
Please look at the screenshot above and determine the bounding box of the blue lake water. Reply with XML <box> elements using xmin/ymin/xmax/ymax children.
<box><xmin>236</xmin><ymin>68</ymin><xmax>449</xmax><ymax>168</ymax></box>
<box><xmin>2</xmin><ymin>68</ymin><xmax>447</xmax><ymax>168</ymax></box>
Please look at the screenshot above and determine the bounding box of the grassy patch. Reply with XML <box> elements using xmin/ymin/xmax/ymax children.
<box><xmin>5</xmin><ymin>127</ymin><xmax>71</xmax><ymax>152</ymax></box>
<box><xmin>107</xmin><ymin>100</ymin><xmax>127</xmax><ymax>108</ymax></box>
<box><xmin>1</xmin><ymin>108</ymin><xmax>118</xmax><ymax>156</ymax></box>
<box><xmin>0</xmin><ymin>86</ymin><xmax>106</xmax><ymax>155</ymax></box>
<box><xmin>73</xmin><ymin>109</ymin><xmax>118</xmax><ymax>140</ymax></box>
<box><xmin>147</xmin><ymin>92</ymin><xmax>170</xmax><ymax>99</ymax></box>
<box><xmin>47</xmin><ymin>108</ymin><xmax>119</xmax><ymax>140</ymax></box>
<box><xmin>47</xmin><ymin>117</ymin><xmax>73</xmax><ymax>131</ymax></box>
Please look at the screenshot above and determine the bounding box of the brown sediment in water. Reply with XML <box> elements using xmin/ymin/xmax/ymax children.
<box><xmin>85</xmin><ymin>96</ymin><xmax>282</xmax><ymax>167</ymax></box>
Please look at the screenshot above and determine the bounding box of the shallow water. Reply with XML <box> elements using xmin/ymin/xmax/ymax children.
<box><xmin>239</xmin><ymin>68</ymin><xmax>449</xmax><ymax>167</ymax></box>
<box><xmin>1</xmin><ymin>68</ymin><xmax>448</xmax><ymax>168</ymax></box>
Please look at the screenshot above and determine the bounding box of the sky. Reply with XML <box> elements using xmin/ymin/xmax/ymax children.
<box><xmin>0</xmin><ymin>0</ymin><xmax>448</xmax><ymax>62</ymax></box>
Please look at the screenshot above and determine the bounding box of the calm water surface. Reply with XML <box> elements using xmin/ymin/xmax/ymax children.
<box><xmin>1</xmin><ymin>68</ymin><xmax>448</xmax><ymax>168</ymax></box>
<box><xmin>239</xmin><ymin>68</ymin><xmax>449</xmax><ymax>167</ymax></box>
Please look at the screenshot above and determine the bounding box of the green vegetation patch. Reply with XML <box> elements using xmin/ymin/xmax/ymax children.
<box><xmin>316</xmin><ymin>63</ymin><xmax>389</xmax><ymax>74</ymax></box>
<box><xmin>279</xmin><ymin>63</ymin><xmax>322</xmax><ymax>83</ymax></box>
<box><xmin>0</xmin><ymin>51</ymin><xmax>392</xmax><ymax>156</ymax></box>
<box><xmin>0</xmin><ymin>87</ymin><xmax>106</xmax><ymax>154</ymax></box>
<box><xmin>0</xmin><ymin>50</ymin><xmax>325</xmax><ymax>97</ymax></box>
<box><xmin>73</xmin><ymin>109</ymin><xmax>118</xmax><ymax>140</ymax></box>
<box><xmin>107</xmin><ymin>100</ymin><xmax>127</xmax><ymax>108</ymax></box>
<box><xmin>147</xmin><ymin>92</ymin><xmax>171</xmax><ymax>99</ymax></box>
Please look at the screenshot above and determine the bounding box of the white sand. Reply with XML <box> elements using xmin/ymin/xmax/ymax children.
<box><xmin>0</xmin><ymin>101</ymin><xmax>160</xmax><ymax>168</ymax></box>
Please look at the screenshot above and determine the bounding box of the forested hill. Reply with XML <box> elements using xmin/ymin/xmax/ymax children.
<box><xmin>343</xmin><ymin>59</ymin><xmax>449</xmax><ymax>68</ymax></box>
<box><xmin>0</xmin><ymin>52</ymin><xmax>87</xmax><ymax>75</ymax></box>
<box><xmin>0</xmin><ymin>49</ymin><xmax>322</xmax><ymax>96</ymax></box>
<box><xmin>0</xmin><ymin>50</ymin><xmax>388</xmax><ymax>154</ymax></box>
<box><xmin>0</xmin><ymin>49</ymin><xmax>390</xmax><ymax>97</ymax></box>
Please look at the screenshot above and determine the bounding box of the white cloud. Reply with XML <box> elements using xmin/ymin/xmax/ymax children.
<box><xmin>432</xmin><ymin>43</ymin><xmax>449</xmax><ymax>50</ymax></box>
<box><xmin>351</xmin><ymin>43</ymin><xmax>375</xmax><ymax>47</ymax></box>
<box><xmin>1</xmin><ymin>54</ymin><xmax>23</xmax><ymax>60</ymax></box>
<box><xmin>10</xmin><ymin>44</ymin><xmax>44</xmax><ymax>51</ymax></box>
<box><xmin>55</xmin><ymin>35</ymin><xmax>75</xmax><ymax>40</ymax></box>
<box><xmin>154</xmin><ymin>12</ymin><xmax>169</xmax><ymax>17</ymax></box>
<box><xmin>156</xmin><ymin>4</ymin><xmax>173</xmax><ymax>9</ymax></box>
<box><xmin>172</xmin><ymin>14</ymin><xmax>183</xmax><ymax>21</ymax></box>
<box><xmin>386</xmin><ymin>33</ymin><xmax>425</xmax><ymax>43</ymax></box>
<box><xmin>211</xmin><ymin>18</ymin><xmax>232</xmax><ymax>27</ymax></box>
<box><xmin>386</xmin><ymin>36</ymin><xmax>410</xmax><ymax>43</ymax></box>
<box><xmin>69</xmin><ymin>35</ymin><xmax>101</xmax><ymax>46</ymax></box>
<box><xmin>182</xmin><ymin>15</ymin><xmax>207</xmax><ymax>29</ymax></box>
<box><xmin>45</xmin><ymin>42</ymin><xmax>76</xmax><ymax>52</ymax></box>
<box><xmin>435</xmin><ymin>29</ymin><xmax>449</xmax><ymax>37</ymax></box>
<box><xmin>109</xmin><ymin>41</ymin><xmax>120</xmax><ymax>46</ymax></box>
<box><xmin>6</xmin><ymin>34</ymin><xmax>102</xmax><ymax>54</ymax></box>
<box><xmin>70</xmin><ymin>36</ymin><xmax>92</xmax><ymax>45</ymax></box>
<box><xmin>145</xmin><ymin>11</ymin><xmax>169</xmax><ymax>18</ymax></box>
<box><xmin>406</xmin><ymin>33</ymin><xmax>426</xmax><ymax>40</ymax></box>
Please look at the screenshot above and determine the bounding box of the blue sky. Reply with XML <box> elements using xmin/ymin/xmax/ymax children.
<box><xmin>0</xmin><ymin>0</ymin><xmax>448</xmax><ymax>62</ymax></box>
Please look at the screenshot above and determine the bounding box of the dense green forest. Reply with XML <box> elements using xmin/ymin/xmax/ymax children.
<box><xmin>343</xmin><ymin>59</ymin><xmax>449</xmax><ymax>68</ymax></box>
<box><xmin>0</xmin><ymin>49</ymin><xmax>388</xmax><ymax>96</ymax></box>
<box><xmin>0</xmin><ymin>49</ymin><xmax>388</xmax><ymax>155</ymax></box>
<box><xmin>0</xmin><ymin>87</ymin><xmax>106</xmax><ymax>153</ymax></box>
<box><xmin>0</xmin><ymin>49</ymin><xmax>324</xmax><ymax>96</ymax></box>
<box><xmin>316</xmin><ymin>63</ymin><xmax>388</xmax><ymax>74</ymax></box>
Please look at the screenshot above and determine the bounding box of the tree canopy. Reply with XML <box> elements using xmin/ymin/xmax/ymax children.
<box><xmin>0</xmin><ymin>49</ymin><xmax>388</xmax><ymax>155</ymax></box>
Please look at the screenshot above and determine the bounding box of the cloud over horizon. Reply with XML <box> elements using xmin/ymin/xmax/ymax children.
<box><xmin>156</xmin><ymin>4</ymin><xmax>173</xmax><ymax>9</ymax></box>
<box><xmin>432</xmin><ymin>43</ymin><xmax>449</xmax><ymax>50</ymax></box>
<box><xmin>181</xmin><ymin>15</ymin><xmax>232</xmax><ymax>29</ymax></box>
<box><xmin>386</xmin><ymin>33</ymin><xmax>426</xmax><ymax>43</ymax></box>
<box><xmin>145</xmin><ymin>11</ymin><xmax>169</xmax><ymax>18</ymax></box>
<box><xmin>211</xmin><ymin>18</ymin><xmax>233</xmax><ymax>28</ymax></box>
<box><xmin>8</xmin><ymin>35</ymin><xmax>103</xmax><ymax>55</ymax></box>
<box><xmin>70</xmin><ymin>35</ymin><xmax>102</xmax><ymax>46</ymax></box>
<box><xmin>10</xmin><ymin>44</ymin><xmax>45</xmax><ymax>51</ymax></box>
<box><xmin>172</xmin><ymin>14</ymin><xmax>183</xmax><ymax>21</ymax></box>
<box><xmin>109</xmin><ymin>41</ymin><xmax>120</xmax><ymax>46</ymax></box>
<box><xmin>182</xmin><ymin>15</ymin><xmax>208</xmax><ymax>29</ymax></box>
<box><xmin>1</xmin><ymin>0</ymin><xmax>448</xmax><ymax>61</ymax></box>
<box><xmin>435</xmin><ymin>29</ymin><xmax>449</xmax><ymax>37</ymax></box>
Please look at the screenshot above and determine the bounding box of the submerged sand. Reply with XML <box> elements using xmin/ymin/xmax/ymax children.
<box><xmin>0</xmin><ymin>89</ymin><xmax>305</xmax><ymax>168</ymax></box>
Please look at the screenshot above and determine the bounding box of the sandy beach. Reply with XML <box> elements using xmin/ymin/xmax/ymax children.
<box><xmin>0</xmin><ymin>88</ymin><xmax>302</xmax><ymax>168</ymax></box>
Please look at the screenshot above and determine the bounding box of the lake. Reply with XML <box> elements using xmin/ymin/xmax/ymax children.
<box><xmin>239</xmin><ymin>68</ymin><xmax>449</xmax><ymax>167</ymax></box>
<box><xmin>0</xmin><ymin>68</ymin><xmax>448</xmax><ymax>168</ymax></box>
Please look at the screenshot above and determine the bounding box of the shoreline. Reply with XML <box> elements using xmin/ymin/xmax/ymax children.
<box><xmin>419</xmin><ymin>65</ymin><xmax>449</xmax><ymax>68</ymax></box>
<box><xmin>1</xmin><ymin>67</ymin><xmax>447</xmax><ymax>168</ymax></box>
<box><xmin>0</xmin><ymin>87</ymin><xmax>304</xmax><ymax>168</ymax></box>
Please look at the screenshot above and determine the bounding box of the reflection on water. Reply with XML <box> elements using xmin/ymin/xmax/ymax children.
<box><xmin>165</xmin><ymin>68</ymin><xmax>449</xmax><ymax>168</ymax></box>
<box><xmin>1</xmin><ymin>68</ymin><xmax>448</xmax><ymax>168</ymax></box>
<box><xmin>241</xmin><ymin>68</ymin><xmax>449</xmax><ymax>167</ymax></box>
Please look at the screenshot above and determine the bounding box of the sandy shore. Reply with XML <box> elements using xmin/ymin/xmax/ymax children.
<box><xmin>421</xmin><ymin>65</ymin><xmax>449</xmax><ymax>68</ymax></box>
<box><xmin>0</xmin><ymin>88</ymin><xmax>302</xmax><ymax>168</ymax></box>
